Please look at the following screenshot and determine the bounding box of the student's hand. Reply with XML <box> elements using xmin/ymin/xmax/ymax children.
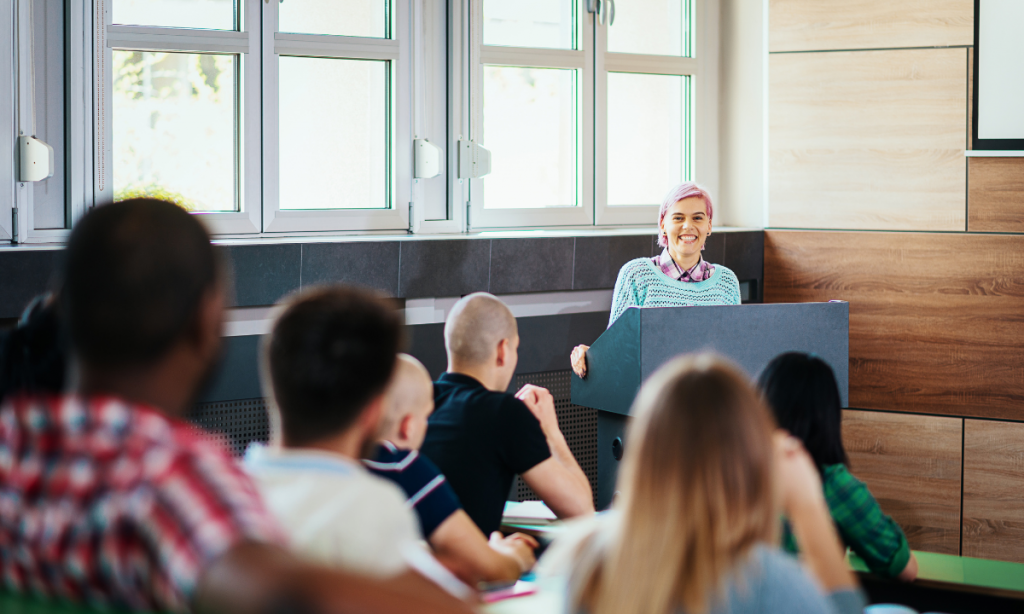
<box><xmin>773</xmin><ymin>430</ymin><xmax>859</xmax><ymax>594</ymax></box>
<box><xmin>570</xmin><ymin>345</ymin><xmax>590</xmax><ymax>378</ymax></box>
<box><xmin>489</xmin><ymin>532</ymin><xmax>538</xmax><ymax>573</ymax></box>
<box><xmin>773</xmin><ymin>431</ymin><xmax>826</xmax><ymax>517</ymax></box>
<box><xmin>515</xmin><ymin>385</ymin><xmax>559</xmax><ymax>435</ymax></box>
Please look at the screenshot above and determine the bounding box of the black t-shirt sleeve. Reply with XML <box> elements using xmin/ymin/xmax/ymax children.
<box><xmin>496</xmin><ymin>395</ymin><xmax>552</xmax><ymax>475</ymax></box>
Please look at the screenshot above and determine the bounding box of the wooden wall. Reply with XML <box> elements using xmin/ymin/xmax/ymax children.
<box><xmin>767</xmin><ymin>0</ymin><xmax>1024</xmax><ymax>562</ymax></box>
<box><xmin>843</xmin><ymin>410</ymin><xmax>963</xmax><ymax>554</ymax></box>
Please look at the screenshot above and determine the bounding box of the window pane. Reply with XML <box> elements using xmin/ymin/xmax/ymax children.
<box><xmin>607</xmin><ymin>0</ymin><xmax>691</xmax><ymax>57</ymax></box>
<box><xmin>483</xmin><ymin>0</ymin><xmax>574</xmax><ymax>49</ymax></box>
<box><xmin>279</xmin><ymin>57</ymin><xmax>389</xmax><ymax>210</ymax></box>
<box><xmin>607</xmin><ymin>72</ymin><xmax>688</xmax><ymax>206</ymax></box>
<box><xmin>280</xmin><ymin>0</ymin><xmax>388</xmax><ymax>38</ymax></box>
<box><xmin>113</xmin><ymin>51</ymin><xmax>238</xmax><ymax>212</ymax></box>
<box><xmin>113</xmin><ymin>0</ymin><xmax>235</xmax><ymax>30</ymax></box>
<box><xmin>482</xmin><ymin>66</ymin><xmax>578</xmax><ymax>209</ymax></box>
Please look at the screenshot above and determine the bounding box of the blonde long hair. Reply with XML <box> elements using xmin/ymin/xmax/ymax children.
<box><xmin>573</xmin><ymin>354</ymin><xmax>778</xmax><ymax>614</ymax></box>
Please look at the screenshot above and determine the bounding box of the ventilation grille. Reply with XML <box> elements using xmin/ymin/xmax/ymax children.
<box><xmin>511</xmin><ymin>370</ymin><xmax>597</xmax><ymax>506</ymax></box>
<box><xmin>186</xmin><ymin>398</ymin><xmax>270</xmax><ymax>457</ymax></box>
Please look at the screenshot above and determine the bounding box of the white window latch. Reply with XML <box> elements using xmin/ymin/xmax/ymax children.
<box><xmin>18</xmin><ymin>136</ymin><xmax>54</xmax><ymax>182</ymax></box>
<box><xmin>414</xmin><ymin>139</ymin><xmax>443</xmax><ymax>179</ymax></box>
<box><xmin>458</xmin><ymin>140</ymin><xmax>491</xmax><ymax>179</ymax></box>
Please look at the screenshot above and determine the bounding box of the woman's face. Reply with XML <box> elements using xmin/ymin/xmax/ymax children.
<box><xmin>660</xmin><ymin>197</ymin><xmax>711</xmax><ymax>262</ymax></box>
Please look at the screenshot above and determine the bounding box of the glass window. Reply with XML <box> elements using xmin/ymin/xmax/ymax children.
<box><xmin>279</xmin><ymin>0</ymin><xmax>389</xmax><ymax>39</ymax></box>
<box><xmin>607</xmin><ymin>72</ymin><xmax>688</xmax><ymax>206</ymax></box>
<box><xmin>483</xmin><ymin>0</ymin><xmax>575</xmax><ymax>50</ymax></box>
<box><xmin>112</xmin><ymin>0</ymin><xmax>236</xmax><ymax>31</ymax></box>
<box><xmin>112</xmin><ymin>51</ymin><xmax>238</xmax><ymax>212</ymax></box>
<box><xmin>278</xmin><ymin>57</ymin><xmax>389</xmax><ymax>210</ymax></box>
<box><xmin>482</xmin><ymin>66</ymin><xmax>579</xmax><ymax>209</ymax></box>
<box><xmin>607</xmin><ymin>0</ymin><xmax>692</xmax><ymax>57</ymax></box>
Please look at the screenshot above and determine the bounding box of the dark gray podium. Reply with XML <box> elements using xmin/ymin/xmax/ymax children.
<box><xmin>571</xmin><ymin>302</ymin><xmax>849</xmax><ymax>510</ymax></box>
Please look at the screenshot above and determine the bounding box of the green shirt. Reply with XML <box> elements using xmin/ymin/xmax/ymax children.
<box><xmin>783</xmin><ymin>464</ymin><xmax>911</xmax><ymax>578</ymax></box>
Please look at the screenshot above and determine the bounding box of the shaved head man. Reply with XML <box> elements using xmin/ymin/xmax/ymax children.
<box><xmin>444</xmin><ymin>293</ymin><xmax>519</xmax><ymax>374</ymax></box>
<box><xmin>379</xmin><ymin>354</ymin><xmax>435</xmax><ymax>450</ymax></box>
<box><xmin>366</xmin><ymin>354</ymin><xmax>538</xmax><ymax>585</ymax></box>
<box><xmin>421</xmin><ymin>293</ymin><xmax>594</xmax><ymax>537</ymax></box>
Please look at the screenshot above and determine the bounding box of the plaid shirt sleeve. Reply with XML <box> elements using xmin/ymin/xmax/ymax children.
<box><xmin>129</xmin><ymin>421</ymin><xmax>285</xmax><ymax>612</ymax></box>
<box><xmin>823</xmin><ymin>464</ymin><xmax>911</xmax><ymax>578</ymax></box>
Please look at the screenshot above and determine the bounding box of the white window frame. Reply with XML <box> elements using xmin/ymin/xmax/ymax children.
<box><xmin>2</xmin><ymin>0</ymin><xmax>16</xmax><ymax>242</ymax></box>
<box><xmin>96</xmin><ymin>0</ymin><xmax>262</xmax><ymax>235</ymax></box>
<box><xmin>595</xmin><ymin>0</ymin><xmax>703</xmax><ymax>226</ymax></box>
<box><xmin>465</xmin><ymin>0</ymin><xmax>717</xmax><ymax>230</ymax></box>
<box><xmin>261</xmin><ymin>0</ymin><xmax>411</xmax><ymax>233</ymax></box>
<box><xmin>467</xmin><ymin>0</ymin><xmax>594</xmax><ymax>229</ymax></box>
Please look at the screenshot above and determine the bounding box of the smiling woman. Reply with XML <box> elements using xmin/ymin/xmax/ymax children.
<box><xmin>570</xmin><ymin>182</ymin><xmax>741</xmax><ymax>379</ymax></box>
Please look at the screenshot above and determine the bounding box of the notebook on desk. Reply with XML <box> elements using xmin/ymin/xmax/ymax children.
<box><xmin>503</xmin><ymin>500</ymin><xmax>557</xmax><ymax>525</ymax></box>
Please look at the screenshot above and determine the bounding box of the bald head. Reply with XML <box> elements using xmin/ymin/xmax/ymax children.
<box><xmin>380</xmin><ymin>354</ymin><xmax>434</xmax><ymax>449</ymax></box>
<box><xmin>444</xmin><ymin>293</ymin><xmax>518</xmax><ymax>366</ymax></box>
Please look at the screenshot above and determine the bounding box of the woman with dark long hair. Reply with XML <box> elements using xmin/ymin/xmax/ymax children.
<box><xmin>759</xmin><ymin>352</ymin><xmax>918</xmax><ymax>581</ymax></box>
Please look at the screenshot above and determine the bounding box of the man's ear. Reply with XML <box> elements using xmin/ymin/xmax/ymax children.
<box><xmin>495</xmin><ymin>338</ymin><xmax>510</xmax><ymax>367</ymax></box>
<box><xmin>397</xmin><ymin>413</ymin><xmax>415</xmax><ymax>443</ymax></box>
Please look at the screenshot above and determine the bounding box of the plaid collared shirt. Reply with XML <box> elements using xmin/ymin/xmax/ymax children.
<box><xmin>782</xmin><ymin>464</ymin><xmax>911</xmax><ymax>578</ymax></box>
<box><xmin>0</xmin><ymin>394</ymin><xmax>284</xmax><ymax>613</ymax></box>
<box><xmin>651</xmin><ymin>248</ymin><xmax>715</xmax><ymax>282</ymax></box>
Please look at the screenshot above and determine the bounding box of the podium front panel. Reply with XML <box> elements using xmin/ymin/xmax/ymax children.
<box><xmin>640</xmin><ymin>302</ymin><xmax>849</xmax><ymax>406</ymax></box>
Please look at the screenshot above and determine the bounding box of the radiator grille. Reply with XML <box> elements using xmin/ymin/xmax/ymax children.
<box><xmin>511</xmin><ymin>370</ymin><xmax>598</xmax><ymax>506</ymax></box>
<box><xmin>184</xmin><ymin>371</ymin><xmax>600</xmax><ymax>506</ymax></box>
<box><xmin>186</xmin><ymin>398</ymin><xmax>271</xmax><ymax>457</ymax></box>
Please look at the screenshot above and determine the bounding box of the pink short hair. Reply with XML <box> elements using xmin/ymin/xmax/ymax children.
<box><xmin>657</xmin><ymin>182</ymin><xmax>714</xmax><ymax>248</ymax></box>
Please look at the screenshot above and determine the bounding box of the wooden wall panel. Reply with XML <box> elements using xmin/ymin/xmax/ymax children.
<box><xmin>769</xmin><ymin>0</ymin><xmax>973</xmax><ymax>53</ymax></box>
<box><xmin>765</xmin><ymin>230</ymin><xmax>1024</xmax><ymax>420</ymax></box>
<box><xmin>968</xmin><ymin>158</ymin><xmax>1024</xmax><ymax>233</ymax></box>
<box><xmin>843</xmin><ymin>410</ymin><xmax>963</xmax><ymax>554</ymax></box>
<box><xmin>769</xmin><ymin>48</ymin><xmax>967</xmax><ymax>231</ymax></box>
<box><xmin>963</xmin><ymin>420</ymin><xmax>1024</xmax><ymax>563</ymax></box>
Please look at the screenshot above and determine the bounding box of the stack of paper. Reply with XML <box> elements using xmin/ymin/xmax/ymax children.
<box><xmin>502</xmin><ymin>500</ymin><xmax>557</xmax><ymax>525</ymax></box>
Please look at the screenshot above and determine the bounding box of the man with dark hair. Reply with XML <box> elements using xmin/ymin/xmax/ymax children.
<box><xmin>245</xmin><ymin>288</ymin><xmax>467</xmax><ymax>596</ymax></box>
<box><xmin>0</xmin><ymin>199</ymin><xmax>470</xmax><ymax>614</ymax></box>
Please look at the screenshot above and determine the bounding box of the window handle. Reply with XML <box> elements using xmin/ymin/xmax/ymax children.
<box><xmin>586</xmin><ymin>0</ymin><xmax>601</xmax><ymax>20</ymax></box>
<box><xmin>606</xmin><ymin>0</ymin><xmax>616</xmax><ymax>26</ymax></box>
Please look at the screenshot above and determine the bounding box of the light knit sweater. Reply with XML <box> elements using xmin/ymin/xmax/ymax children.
<box><xmin>609</xmin><ymin>257</ymin><xmax>741</xmax><ymax>327</ymax></box>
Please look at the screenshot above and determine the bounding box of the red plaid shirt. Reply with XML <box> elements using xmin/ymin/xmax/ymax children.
<box><xmin>0</xmin><ymin>395</ymin><xmax>283</xmax><ymax>613</ymax></box>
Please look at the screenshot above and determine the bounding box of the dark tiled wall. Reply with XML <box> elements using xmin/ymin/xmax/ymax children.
<box><xmin>0</xmin><ymin>231</ymin><xmax>765</xmax><ymax>317</ymax></box>
<box><xmin>198</xmin><ymin>310</ymin><xmax>611</xmax><ymax>403</ymax></box>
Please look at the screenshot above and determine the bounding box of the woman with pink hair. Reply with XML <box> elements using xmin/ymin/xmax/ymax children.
<box><xmin>570</xmin><ymin>182</ymin><xmax>741</xmax><ymax>378</ymax></box>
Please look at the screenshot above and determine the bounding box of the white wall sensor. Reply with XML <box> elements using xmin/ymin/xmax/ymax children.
<box><xmin>18</xmin><ymin>136</ymin><xmax>54</xmax><ymax>182</ymax></box>
<box><xmin>414</xmin><ymin>139</ymin><xmax>443</xmax><ymax>179</ymax></box>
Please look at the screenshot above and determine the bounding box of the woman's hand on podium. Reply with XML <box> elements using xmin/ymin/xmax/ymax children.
<box><xmin>570</xmin><ymin>344</ymin><xmax>590</xmax><ymax>378</ymax></box>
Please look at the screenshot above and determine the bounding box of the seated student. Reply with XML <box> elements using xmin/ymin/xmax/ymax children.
<box><xmin>540</xmin><ymin>354</ymin><xmax>866</xmax><ymax>614</ymax></box>
<box><xmin>421</xmin><ymin>292</ymin><xmax>595</xmax><ymax>535</ymax></box>
<box><xmin>244</xmin><ymin>288</ymin><xmax>468</xmax><ymax>597</ymax></box>
<box><xmin>758</xmin><ymin>352</ymin><xmax>919</xmax><ymax>582</ymax></box>
<box><xmin>0</xmin><ymin>198</ymin><xmax>470</xmax><ymax>614</ymax></box>
<box><xmin>366</xmin><ymin>354</ymin><xmax>538</xmax><ymax>585</ymax></box>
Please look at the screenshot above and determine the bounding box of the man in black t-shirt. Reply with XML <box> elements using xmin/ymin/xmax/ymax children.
<box><xmin>421</xmin><ymin>293</ymin><xmax>594</xmax><ymax>535</ymax></box>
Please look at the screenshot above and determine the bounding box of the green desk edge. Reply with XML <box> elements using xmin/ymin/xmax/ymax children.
<box><xmin>849</xmin><ymin>550</ymin><xmax>1024</xmax><ymax>595</ymax></box>
<box><xmin>0</xmin><ymin>592</ymin><xmax>152</xmax><ymax>614</ymax></box>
